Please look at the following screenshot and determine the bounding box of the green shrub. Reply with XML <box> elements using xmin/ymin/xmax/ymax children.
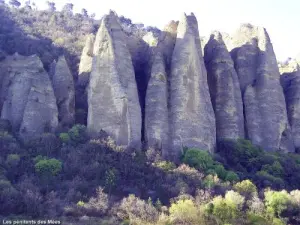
<box><xmin>59</xmin><ymin>132</ymin><xmax>70</xmax><ymax>144</ymax></box>
<box><xmin>35</xmin><ymin>158</ymin><xmax>62</xmax><ymax>177</ymax></box>
<box><xmin>210</xmin><ymin>196</ymin><xmax>238</xmax><ymax>224</ymax></box>
<box><xmin>234</xmin><ymin>180</ymin><xmax>257</xmax><ymax>197</ymax></box>
<box><xmin>225</xmin><ymin>171</ymin><xmax>239</xmax><ymax>183</ymax></box>
<box><xmin>169</xmin><ymin>199</ymin><xmax>201</xmax><ymax>224</ymax></box>
<box><xmin>68</xmin><ymin>124</ymin><xmax>88</xmax><ymax>145</ymax></box>
<box><xmin>214</xmin><ymin>164</ymin><xmax>228</xmax><ymax>180</ymax></box>
<box><xmin>183</xmin><ymin>148</ymin><xmax>214</xmax><ymax>172</ymax></box>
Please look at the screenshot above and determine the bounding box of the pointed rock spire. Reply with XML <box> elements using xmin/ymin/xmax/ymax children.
<box><xmin>204</xmin><ymin>31</ymin><xmax>244</xmax><ymax>141</ymax></box>
<box><xmin>51</xmin><ymin>56</ymin><xmax>75</xmax><ymax>127</ymax></box>
<box><xmin>145</xmin><ymin>52</ymin><xmax>169</xmax><ymax>156</ymax></box>
<box><xmin>169</xmin><ymin>13</ymin><xmax>216</xmax><ymax>157</ymax></box>
<box><xmin>231</xmin><ymin>24</ymin><xmax>294</xmax><ymax>152</ymax></box>
<box><xmin>87</xmin><ymin>11</ymin><xmax>141</xmax><ymax>149</ymax></box>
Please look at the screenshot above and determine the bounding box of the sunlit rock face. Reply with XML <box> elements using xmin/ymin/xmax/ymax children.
<box><xmin>204</xmin><ymin>31</ymin><xmax>244</xmax><ymax>141</ymax></box>
<box><xmin>87</xmin><ymin>11</ymin><xmax>141</xmax><ymax>149</ymax></box>
<box><xmin>0</xmin><ymin>53</ymin><xmax>58</xmax><ymax>138</ymax></box>
<box><xmin>231</xmin><ymin>24</ymin><xmax>294</xmax><ymax>152</ymax></box>
<box><xmin>169</xmin><ymin>13</ymin><xmax>216</xmax><ymax>158</ymax></box>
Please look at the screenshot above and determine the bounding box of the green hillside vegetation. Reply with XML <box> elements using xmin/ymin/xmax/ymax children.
<box><xmin>0</xmin><ymin>121</ymin><xmax>300</xmax><ymax>224</ymax></box>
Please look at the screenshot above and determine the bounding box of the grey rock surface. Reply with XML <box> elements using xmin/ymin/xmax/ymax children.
<box><xmin>78</xmin><ymin>34</ymin><xmax>95</xmax><ymax>87</ymax></box>
<box><xmin>169</xmin><ymin>13</ymin><xmax>216</xmax><ymax>157</ymax></box>
<box><xmin>281</xmin><ymin>65</ymin><xmax>300</xmax><ymax>151</ymax></box>
<box><xmin>145</xmin><ymin>52</ymin><xmax>169</xmax><ymax>156</ymax></box>
<box><xmin>0</xmin><ymin>53</ymin><xmax>58</xmax><ymax>138</ymax></box>
<box><xmin>51</xmin><ymin>56</ymin><xmax>75</xmax><ymax>127</ymax></box>
<box><xmin>204</xmin><ymin>31</ymin><xmax>244</xmax><ymax>141</ymax></box>
<box><xmin>231</xmin><ymin>24</ymin><xmax>294</xmax><ymax>152</ymax></box>
<box><xmin>87</xmin><ymin>11</ymin><xmax>141</xmax><ymax>149</ymax></box>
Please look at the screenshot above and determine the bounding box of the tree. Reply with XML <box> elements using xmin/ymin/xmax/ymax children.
<box><xmin>81</xmin><ymin>8</ymin><xmax>88</xmax><ymax>18</ymax></box>
<box><xmin>35</xmin><ymin>158</ymin><xmax>62</xmax><ymax>177</ymax></box>
<box><xmin>210</xmin><ymin>196</ymin><xmax>238</xmax><ymax>224</ymax></box>
<box><xmin>46</xmin><ymin>1</ymin><xmax>56</xmax><ymax>12</ymax></box>
<box><xmin>264</xmin><ymin>190</ymin><xmax>291</xmax><ymax>217</ymax></box>
<box><xmin>62</xmin><ymin>3</ymin><xmax>73</xmax><ymax>16</ymax></box>
<box><xmin>234</xmin><ymin>180</ymin><xmax>257</xmax><ymax>198</ymax></box>
<box><xmin>9</xmin><ymin>0</ymin><xmax>21</xmax><ymax>7</ymax></box>
<box><xmin>169</xmin><ymin>199</ymin><xmax>201</xmax><ymax>224</ymax></box>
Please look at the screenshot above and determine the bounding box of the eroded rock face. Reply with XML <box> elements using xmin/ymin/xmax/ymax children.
<box><xmin>169</xmin><ymin>13</ymin><xmax>216</xmax><ymax>157</ymax></box>
<box><xmin>0</xmin><ymin>53</ymin><xmax>58</xmax><ymax>138</ymax></box>
<box><xmin>281</xmin><ymin>63</ymin><xmax>300</xmax><ymax>151</ymax></box>
<box><xmin>51</xmin><ymin>56</ymin><xmax>75</xmax><ymax>127</ymax></box>
<box><xmin>231</xmin><ymin>24</ymin><xmax>294</xmax><ymax>152</ymax></box>
<box><xmin>145</xmin><ymin>52</ymin><xmax>169</xmax><ymax>156</ymax></box>
<box><xmin>204</xmin><ymin>31</ymin><xmax>244</xmax><ymax>141</ymax></box>
<box><xmin>87</xmin><ymin>11</ymin><xmax>141</xmax><ymax>149</ymax></box>
<box><xmin>78</xmin><ymin>34</ymin><xmax>95</xmax><ymax>87</ymax></box>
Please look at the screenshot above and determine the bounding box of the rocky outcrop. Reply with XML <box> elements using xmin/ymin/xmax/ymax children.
<box><xmin>231</xmin><ymin>24</ymin><xmax>294</xmax><ymax>152</ymax></box>
<box><xmin>87</xmin><ymin>11</ymin><xmax>141</xmax><ymax>149</ymax></box>
<box><xmin>204</xmin><ymin>31</ymin><xmax>244</xmax><ymax>141</ymax></box>
<box><xmin>51</xmin><ymin>56</ymin><xmax>75</xmax><ymax>127</ymax></box>
<box><xmin>78</xmin><ymin>34</ymin><xmax>95</xmax><ymax>87</ymax></box>
<box><xmin>0</xmin><ymin>53</ymin><xmax>58</xmax><ymax>138</ymax></box>
<box><xmin>145</xmin><ymin>52</ymin><xmax>169</xmax><ymax>155</ymax></box>
<box><xmin>169</xmin><ymin>13</ymin><xmax>216</xmax><ymax>157</ymax></box>
<box><xmin>281</xmin><ymin>61</ymin><xmax>300</xmax><ymax>151</ymax></box>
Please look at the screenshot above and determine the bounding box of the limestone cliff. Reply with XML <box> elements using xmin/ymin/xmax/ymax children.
<box><xmin>0</xmin><ymin>53</ymin><xmax>58</xmax><ymax>138</ymax></box>
<box><xmin>169</xmin><ymin>13</ymin><xmax>216</xmax><ymax>157</ymax></box>
<box><xmin>145</xmin><ymin>52</ymin><xmax>169</xmax><ymax>155</ymax></box>
<box><xmin>231</xmin><ymin>24</ymin><xmax>294</xmax><ymax>152</ymax></box>
<box><xmin>204</xmin><ymin>31</ymin><xmax>244</xmax><ymax>141</ymax></box>
<box><xmin>281</xmin><ymin>60</ymin><xmax>300</xmax><ymax>151</ymax></box>
<box><xmin>51</xmin><ymin>56</ymin><xmax>75</xmax><ymax>127</ymax></box>
<box><xmin>87</xmin><ymin>11</ymin><xmax>141</xmax><ymax>149</ymax></box>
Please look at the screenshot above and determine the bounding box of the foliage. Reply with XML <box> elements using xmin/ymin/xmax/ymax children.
<box><xmin>35</xmin><ymin>158</ymin><xmax>62</xmax><ymax>177</ymax></box>
<box><xmin>234</xmin><ymin>179</ymin><xmax>257</xmax><ymax>197</ymax></box>
<box><xmin>182</xmin><ymin>148</ymin><xmax>214</xmax><ymax>172</ymax></box>
<box><xmin>210</xmin><ymin>195</ymin><xmax>238</xmax><ymax>224</ymax></box>
<box><xmin>169</xmin><ymin>199</ymin><xmax>201</xmax><ymax>224</ymax></box>
<box><xmin>264</xmin><ymin>190</ymin><xmax>291</xmax><ymax>217</ymax></box>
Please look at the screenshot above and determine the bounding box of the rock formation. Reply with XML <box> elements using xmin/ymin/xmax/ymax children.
<box><xmin>78</xmin><ymin>34</ymin><xmax>95</xmax><ymax>87</ymax></box>
<box><xmin>204</xmin><ymin>31</ymin><xmax>244</xmax><ymax>141</ymax></box>
<box><xmin>169</xmin><ymin>13</ymin><xmax>216</xmax><ymax>157</ymax></box>
<box><xmin>145</xmin><ymin>52</ymin><xmax>169</xmax><ymax>155</ymax></box>
<box><xmin>87</xmin><ymin>11</ymin><xmax>141</xmax><ymax>149</ymax></box>
<box><xmin>281</xmin><ymin>60</ymin><xmax>300</xmax><ymax>152</ymax></box>
<box><xmin>51</xmin><ymin>56</ymin><xmax>75</xmax><ymax>127</ymax></box>
<box><xmin>0</xmin><ymin>53</ymin><xmax>58</xmax><ymax>138</ymax></box>
<box><xmin>231</xmin><ymin>24</ymin><xmax>294</xmax><ymax>152</ymax></box>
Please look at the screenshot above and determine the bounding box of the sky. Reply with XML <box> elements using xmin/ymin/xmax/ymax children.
<box><xmin>16</xmin><ymin>0</ymin><xmax>300</xmax><ymax>61</ymax></box>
